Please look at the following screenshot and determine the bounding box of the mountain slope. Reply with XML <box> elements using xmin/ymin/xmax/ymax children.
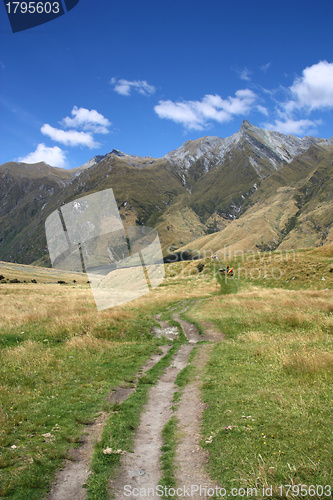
<box><xmin>166</xmin><ymin>120</ymin><xmax>326</xmax><ymax>220</ymax></box>
<box><xmin>179</xmin><ymin>142</ymin><xmax>333</xmax><ymax>255</ymax></box>
<box><xmin>0</xmin><ymin>162</ymin><xmax>73</xmax><ymax>263</ymax></box>
<box><xmin>0</xmin><ymin>122</ymin><xmax>332</xmax><ymax>266</ymax></box>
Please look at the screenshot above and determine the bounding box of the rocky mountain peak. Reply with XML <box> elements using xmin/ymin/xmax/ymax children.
<box><xmin>1</xmin><ymin>121</ymin><xmax>333</xmax><ymax>266</ymax></box>
<box><xmin>239</xmin><ymin>119</ymin><xmax>253</xmax><ymax>132</ymax></box>
<box><xmin>109</xmin><ymin>149</ymin><xmax>126</xmax><ymax>157</ymax></box>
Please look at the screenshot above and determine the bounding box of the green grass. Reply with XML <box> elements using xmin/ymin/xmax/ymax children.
<box><xmin>0</xmin><ymin>285</ymin><xmax>178</xmax><ymax>499</ymax></box>
<box><xmin>86</xmin><ymin>343</ymin><xmax>182</xmax><ymax>499</ymax></box>
<box><xmin>0</xmin><ymin>341</ymin><xmax>162</xmax><ymax>499</ymax></box>
<box><xmin>216</xmin><ymin>273</ymin><xmax>240</xmax><ymax>295</ymax></box>
<box><xmin>202</xmin><ymin>343</ymin><xmax>332</xmax><ymax>492</ymax></box>
<box><xmin>159</xmin><ymin>417</ymin><xmax>178</xmax><ymax>500</ymax></box>
<box><xmin>186</xmin><ymin>290</ymin><xmax>333</xmax><ymax>499</ymax></box>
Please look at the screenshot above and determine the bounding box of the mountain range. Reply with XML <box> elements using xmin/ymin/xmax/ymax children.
<box><xmin>1</xmin><ymin>120</ymin><xmax>332</xmax><ymax>266</ymax></box>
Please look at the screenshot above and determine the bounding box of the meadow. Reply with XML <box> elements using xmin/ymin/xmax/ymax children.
<box><xmin>186</xmin><ymin>287</ymin><xmax>333</xmax><ymax>498</ymax></box>
<box><xmin>0</xmin><ymin>246</ymin><xmax>332</xmax><ymax>499</ymax></box>
<box><xmin>0</xmin><ymin>269</ymin><xmax>184</xmax><ymax>498</ymax></box>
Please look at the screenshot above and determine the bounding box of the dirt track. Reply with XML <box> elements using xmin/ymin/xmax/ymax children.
<box><xmin>174</xmin><ymin>344</ymin><xmax>220</xmax><ymax>498</ymax></box>
<box><xmin>46</xmin><ymin>346</ymin><xmax>171</xmax><ymax>500</ymax></box>
<box><xmin>47</xmin><ymin>302</ymin><xmax>224</xmax><ymax>499</ymax></box>
<box><xmin>110</xmin><ymin>304</ymin><xmax>223</xmax><ymax>498</ymax></box>
<box><xmin>110</xmin><ymin>344</ymin><xmax>193</xmax><ymax>499</ymax></box>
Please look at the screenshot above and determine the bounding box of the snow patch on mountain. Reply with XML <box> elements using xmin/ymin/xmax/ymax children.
<box><xmin>164</xmin><ymin>120</ymin><xmax>326</xmax><ymax>178</ymax></box>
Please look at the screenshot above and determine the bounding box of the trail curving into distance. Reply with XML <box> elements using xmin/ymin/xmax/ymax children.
<box><xmin>110</xmin><ymin>301</ymin><xmax>223</xmax><ymax>499</ymax></box>
<box><xmin>47</xmin><ymin>301</ymin><xmax>224</xmax><ymax>500</ymax></box>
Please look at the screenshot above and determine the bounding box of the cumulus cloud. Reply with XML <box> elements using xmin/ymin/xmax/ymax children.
<box><xmin>41</xmin><ymin>124</ymin><xmax>99</xmax><ymax>148</ymax></box>
<box><xmin>154</xmin><ymin>89</ymin><xmax>257</xmax><ymax>130</ymax></box>
<box><xmin>257</xmin><ymin>105</ymin><xmax>269</xmax><ymax>116</ymax></box>
<box><xmin>18</xmin><ymin>143</ymin><xmax>66</xmax><ymax>167</ymax></box>
<box><xmin>287</xmin><ymin>60</ymin><xmax>333</xmax><ymax>112</ymax></box>
<box><xmin>39</xmin><ymin>106</ymin><xmax>110</xmax><ymax>150</ymax></box>
<box><xmin>111</xmin><ymin>78</ymin><xmax>156</xmax><ymax>96</ymax></box>
<box><xmin>264</xmin><ymin>61</ymin><xmax>333</xmax><ymax>136</ymax></box>
<box><xmin>263</xmin><ymin>118</ymin><xmax>320</xmax><ymax>136</ymax></box>
<box><xmin>61</xmin><ymin>106</ymin><xmax>111</xmax><ymax>134</ymax></box>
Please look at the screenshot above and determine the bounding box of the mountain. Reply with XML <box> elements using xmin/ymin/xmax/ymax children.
<box><xmin>72</xmin><ymin>154</ymin><xmax>107</xmax><ymax>174</ymax></box>
<box><xmin>178</xmin><ymin>141</ymin><xmax>333</xmax><ymax>256</ymax></box>
<box><xmin>0</xmin><ymin>161</ymin><xmax>73</xmax><ymax>263</ymax></box>
<box><xmin>0</xmin><ymin>121</ymin><xmax>332</xmax><ymax>266</ymax></box>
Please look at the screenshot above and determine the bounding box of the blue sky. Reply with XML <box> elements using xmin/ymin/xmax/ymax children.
<box><xmin>1</xmin><ymin>0</ymin><xmax>333</xmax><ymax>169</ymax></box>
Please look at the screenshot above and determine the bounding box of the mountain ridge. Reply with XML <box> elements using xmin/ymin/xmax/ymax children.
<box><xmin>1</xmin><ymin>121</ymin><xmax>332</xmax><ymax>265</ymax></box>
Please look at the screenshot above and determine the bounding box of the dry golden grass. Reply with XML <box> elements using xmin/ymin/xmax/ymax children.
<box><xmin>0</xmin><ymin>283</ymin><xmax>95</xmax><ymax>328</ymax></box>
<box><xmin>282</xmin><ymin>350</ymin><xmax>333</xmax><ymax>374</ymax></box>
<box><xmin>310</xmin><ymin>242</ymin><xmax>333</xmax><ymax>257</ymax></box>
<box><xmin>187</xmin><ymin>285</ymin><xmax>333</xmax><ymax>376</ymax></box>
<box><xmin>0</xmin><ymin>260</ymin><xmax>87</xmax><ymax>284</ymax></box>
<box><xmin>64</xmin><ymin>334</ymin><xmax>118</xmax><ymax>350</ymax></box>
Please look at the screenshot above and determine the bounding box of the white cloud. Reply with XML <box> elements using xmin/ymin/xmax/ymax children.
<box><xmin>154</xmin><ymin>89</ymin><xmax>257</xmax><ymax>130</ymax></box>
<box><xmin>18</xmin><ymin>143</ymin><xmax>66</xmax><ymax>167</ymax></box>
<box><xmin>111</xmin><ymin>78</ymin><xmax>156</xmax><ymax>96</ymax></box>
<box><xmin>41</xmin><ymin>124</ymin><xmax>99</xmax><ymax>148</ymax></box>
<box><xmin>257</xmin><ymin>105</ymin><xmax>269</xmax><ymax>116</ymax></box>
<box><xmin>263</xmin><ymin>61</ymin><xmax>333</xmax><ymax>136</ymax></box>
<box><xmin>288</xmin><ymin>60</ymin><xmax>333</xmax><ymax>112</ymax></box>
<box><xmin>240</xmin><ymin>68</ymin><xmax>251</xmax><ymax>81</ymax></box>
<box><xmin>263</xmin><ymin>118</ymin><xmax>319</xmax><ymax>136</ymax></box>
<box><xmin>260</xmin><ymin>62</ymin><xmax>271</xmax><ymax>73</ymax></box>
<box><xmin>61</xmin><ymin>106</ymin><xmax>111</xmax><ymax>134</ymax></box>
<box><xmin>154</xmin><ymin>100</ymin><xmax>205</xmax><ymax>130</ymax></box>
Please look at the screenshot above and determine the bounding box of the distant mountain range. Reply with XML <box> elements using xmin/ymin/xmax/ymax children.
<box><xmin>1</xmin><ymin>120</ymin><xmax>332</xmax><ymax>266</ymax></box>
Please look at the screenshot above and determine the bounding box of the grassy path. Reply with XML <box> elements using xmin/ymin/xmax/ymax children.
<box><xmin>1</xmin><ymin>247</ymin><xmax>332</xmax><ymax>498</ymax></box>
<box><xmin>110</xmin><ymin>344</ymin><xmax>193</xmax><ymax>499</ymax></box>
<box><xmin>46</xmin><ymin>347</ymin><xmax>171</xmax><ymax>500</ymax></box>
<box><xmin>105</xmin><ymin>301</ymin><xmax>222</xmax><ymax>499</ymax></box>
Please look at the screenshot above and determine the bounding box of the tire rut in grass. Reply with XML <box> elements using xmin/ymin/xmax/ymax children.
<box><xmin>46</xmin><ymin>346</ymin><xmax>171</xmax><ymax>500</ymax></box>
<box><xmin>172</xmin><ymin>300</ymin><xmax>216</xmax><ymax>343</ymax></box>
<box><xmin>174</xmin><ymin>344</ymin><xmax>221</xmax><ymax>498</ymax></box>
<box><xmin>110</xmin><ymin>344</ymin><xmax>193</xmax><ymax>499</ymax></box>
<box><xmin>47</xmin><ymin>304</ymin><xmax>223</xmax><ymax>500</ymax></box>
<box><xmin>47</xmin><ymin>412</ymin><xmax>107</xmax><ymax>500</ymax></box>
<box><xmin>169</xmin><ymin>309</ymin><xmax>224</xmax><ymax>497</ymax></box>
<box><xmin>110</xmin><ymin>306</ymin><xmax>223</xmax><ymax>499</ymax></box>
